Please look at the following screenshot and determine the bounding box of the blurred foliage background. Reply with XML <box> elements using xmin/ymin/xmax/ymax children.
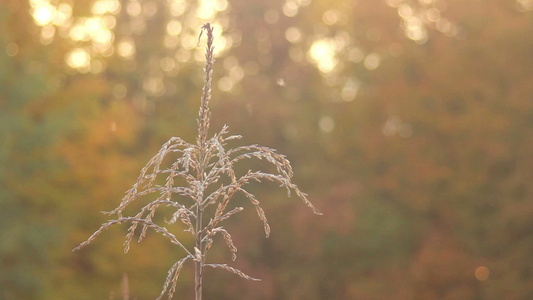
<box><xmin>1</xmin><ymin>0</ymin><xmax>532</xmax><ymax>299</ymax></box>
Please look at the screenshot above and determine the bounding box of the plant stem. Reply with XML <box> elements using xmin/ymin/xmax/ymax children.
<box><xmin>195</xmin><ymin>22</ymin><xmax>214</xmax><ymax>300</ymax></box>
<box><xmin>195</xmin><ymin>206</ymin><xmax>203</xmax><ymax>300</ymax></box>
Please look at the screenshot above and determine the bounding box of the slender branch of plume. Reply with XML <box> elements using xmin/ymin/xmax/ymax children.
<box><xmin>198</xmin><ymin>23</ymin><xmax>214</xmax><ymax>148</ymax></box>
<box><xmin>74</xmin><ymin>22</ymin><xmax>321</xmax><ymax>300</ymax></box>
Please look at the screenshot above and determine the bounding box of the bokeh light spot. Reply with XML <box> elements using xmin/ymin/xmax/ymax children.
<box><xmin>40</xmin><ymin>24</ymin><xmax>55</xmax><ymax>44</ymax></box>
<box><xmin>322</xmin><ymin>10</ymin><xmax>339</xmax><ymax>26</ymax></box>
<box><xmin>143</xmin><ymin>76</ymin><xmax>165</xmax><ymax>96</ymax></box>
<box><xmin>66</xmin><ymin>48</ymin><xmax>91</xmax><ymax>70</ymax></box>
<box><xmin>164</xmin><ymin>35</ymin><xmax>179</xmax><ymax>48</ymax></box>
<box><xmin>264</xmin><ymin>9</ymin><xmax>280</xmax><ymax>24</ymax></box>
<box><xmin>283</xmin><ymin>1</ymin><xmax>299</xmax><ymax>17</ymax></box>
<box><xmin>285</xmin><ymin>27</ymin><xmax>302</xmax><ymax>43</ymax></box>
<box><xmin>398</xmin><ymin>4</ymin><xmax>413</xmax><ymax>19</ymax></box>
<box><xmin>197</xmin><ymin>0</ymin><xmax>228</xmax><ymax>19</ymax></box>
<box><xmin>516</xmin><ymin>0</ymin><xmax>533</xmax><ymax>11</ymax></box>
<box><xmin>53</xmin><ymin>3</ymin><xmax>72</xmax><ymax>26</ymax></box>
<box><xmin>214</xmin><ymin>0</ymin><xmax>229</xmax><ymax>11</ymax></box>
<box><xmin>6</xmin><ymin>43</ymin><xmax>19</xmax><ymax>57</ymax></box>
<box><xmin>142</xmin><ymin>1</ymin><xmax>158</xmax><ymax>18</ymax></box>
<box><xmin>341</xmin><ymin>78</ymin><xmax>360</xmax><ymax>102</ymax></box>
<box><xmin>426</xmin><ymin>8</ymin><xmax>441</xmax><ymax>22</ymax></box>
<box><xmin>92</xmin><ymin>0</ymin><xmax>121</xmax><ymax>15</ymax></box>
<box><xmin>223</xmin><ymin>56</ymin><xmax>238</xmax><ymax>70</ymax></box>
<box><xmin>160</xmin><ymin>57</ymin><xmax>176</xmax><ymax>72</ymax></box>
<box><xmin>319</xmin><ymin>116</ymin><xmax>335</xmax><ymax>133</ymax></box>
<box><xmin>348</xmin><ymin>47</ymin><xmax>364</xmax><ymax>63</ymax></box>
<box><xmin>218</xmin><ymin>76</ymin><xmax>234</xmax><ymax>92</ymax></box>
<box><xmin>112</xmin><ymin>84</ymin><xmax>128</xmax><ymax>99</ymax></box>
<box><xmin>475</xmin><ymin>266</ymin><xmax>490</xmax><ymax>281</ymax></box>
<box><xmin>282</xmin><ymin>125</ymin><xmax>298</xmax><ymax>141</ymax></box>
<box><xmin>405</xmin><ymin>16</ymin><xmax>428</xmax><ymax>44</ymax></box>
<box><xmin>308</xmin><ymin>39</ymin><xmax>338</xmax><ymax>73</ymax></box>
<box><xmin>166</xmin><ymin>20</ymin><xmax>182</xmax><ymax>35</ymax></box>
<box><xmin>91</xmin><ymin>59</ymin><xmax>105</xmax><ymax>74</ymax></box>
<box><xmin>382</xmin><ymin>117</ymin><xmax>400</xmax><ymax>136</ymax></box>
<box><xmin>33</xmin><ymin>3</ymin><xmax>56</xmax><ymax>26</ymax></box>
<box><xmin>117</xmin><ymin>39</ymin><xmax>136</xmax><ymax>59</ymax></box>
<box><xmin>170</xmin><ymin>1</ymin><xmax>187</xmax><ymax>16</ymax></box>
<box><xmin>175</xmin><ymin>49</ymin><xmax>191</xmax><ymax>62</ymax></box>
<box><xmin>289</xmin><ymin>46</ymin><xmax>305</xmax><ymax>62</ymax></box>
<box><xmin>126</xmin><ymin>1</ymin><xmax>142</xmax><ymax>17</ymax></box>
<box><xmin>364</xmin><ymin>53</ymin><xmax>381</xmax><ymax>70</ymax></box>
<box><xmin>386</xmin><ymin>0</ymin><xmax>404</xmax><ymax>7</ymax></box>
<box><xmin>229</xmin><ymin>66</ymin><xmax>244</xmax><ymax>82</ymax></box>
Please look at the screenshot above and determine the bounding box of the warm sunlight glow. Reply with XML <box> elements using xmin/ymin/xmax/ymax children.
<box><xmin>197</xmin><ymin>0</ymin><xmax>228</xmax><ymax>20</ymax></box>
<box><xmin>69</xmin><ymin>23</ymin><xmax>87</xmax><ymax>41</ymax></box>
<box><xmin>516</xmin><ymin>0</ymin><xmax>533</xmax><ymax>11</ymax></box>
<box><xmin>32</xmin><ymin>2</ymin><xmax>56</xmax><ymax>26</ymax></box>
<box><xmin>66</xmin><ymin>48</ymin><xmax>91</xmax><ymax>71</ymax></box>
<box><xmin>68</xmin><ymin>17</ymin><xmax>114</xmax><ymax>50</ymax></box>
<box><xmin>87</xmin><ymin>18</ymin><xmax>114</xmax><ymax>45</ymax></box>
<box><xmin>29</xmin><ymin>0</ymin><xmax>233</xmax><ymax>73</ymax></box>
<box><xmin>53</xmin><ymin>3</ymin><xmax>72</xmax><ymax>26</ymax></box>
<box><xmin>13</xmin><ymin>2</ymin><xmax>533</xmax><ymax>298</ymax></box>
<box><xmin>92</xmin><ymin>0</ymin><xmax>121</xmax><ymax>15</ymax></box>
<box><xmin>405</xmin><ymin>16</ymin><xmax>427</xmax><ymax>44</ymax></box>
<box><xmin>30</xmin><ymin>0</ymin><xmax>120</xmax><ymax>70</ymax></box>
<box><xmin>308</xmin><ymin>39</ymin><xmax>337</xmax><ymax>73</ymax></box>
<box><xmin>117</xmin><ymin>39</ymin><xmax>136</xmax><ymax>59</ymax></box>
<box><xmin>391</xmin><ymin>2</ymin><xmax>444</xmax><ymax>44</ymax></box>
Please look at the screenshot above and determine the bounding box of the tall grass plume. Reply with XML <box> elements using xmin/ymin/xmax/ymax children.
<box><xmin>74</xmin><ymin>23</ymin><xmax>321</xmax><ymax>300</ymax></box>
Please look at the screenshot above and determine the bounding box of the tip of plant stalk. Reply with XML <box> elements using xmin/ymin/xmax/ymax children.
<box><xmin>197</xmin><ymin>23</ymin><xmax>212</xmax><ymax>47</ymax></box>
